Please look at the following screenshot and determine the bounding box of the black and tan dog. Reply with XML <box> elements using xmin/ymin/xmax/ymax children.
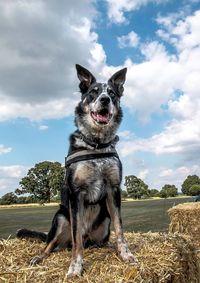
<box><xmin>17</xmin><ymin>64</ymin><xmax>136</xmax><ymax>277</ymax></box>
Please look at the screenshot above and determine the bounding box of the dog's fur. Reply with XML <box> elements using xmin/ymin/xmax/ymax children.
<box><xmin>17</xmin><ymin>64</ymin><xmax>136</xmax><ymax>277</ymax></box>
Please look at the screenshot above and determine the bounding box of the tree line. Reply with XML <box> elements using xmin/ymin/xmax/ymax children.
<box><xmin>0</xmin><ymin>161</ymin><xmax>200</xmax><ymax>205</ymax></box>
<box><xmin>123</xmin><ymin>174</ymin><xmax>200</xmax><ymax>199</ymax></box>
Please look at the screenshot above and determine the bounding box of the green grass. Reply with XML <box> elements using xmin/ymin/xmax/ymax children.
<box><xmin>0</xmin><ymin>197</ymin><xmax>192</xmax><ymax>239</ymax></box>
<box><xmin>121</xmin><ymin>197</ymin><xmax>192</xmax><ymax>232</ymax></box>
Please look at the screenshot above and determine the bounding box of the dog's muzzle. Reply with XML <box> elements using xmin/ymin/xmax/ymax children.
<box><xmin>91</xmin><ymin>94</ymin><xmax>113</xmax><ymax>124</ymax></box>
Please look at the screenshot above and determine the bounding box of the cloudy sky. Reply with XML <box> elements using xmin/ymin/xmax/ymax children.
<box><xmin>0</xmin><ymin>0</ymin><xmax>200</xmax><ymax>196</ymax></box>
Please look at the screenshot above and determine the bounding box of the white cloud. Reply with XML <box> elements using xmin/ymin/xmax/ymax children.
<box><xmin>118</xmin><ymin>130</ymin><xmax>133</xmax><ymax>139</ymax></box>
<box><xmin>106</xmin><ymin>0</ymin><xmax>169</xmax><ymax>24</ymax></box>
<box><xmin>0</xmin><ymin>179</ymin><xmax>14</xmax><ymax>193</ymax></box>
<box><xmin>157</xmin><ymin>165</ymin><xmax>200</xmax><ymax>189</ymax></box>
<box><xmin>138</xmin><ymin>169</ymin><xmax>149</xmax><ymax>180</ymax></box>
<box><xmin>119</xmin><ymin>112</ymin><xmax>200</xmax><ymax>159</ymax></box>
<box><xmin>159</xmin><ymin>168</ymin><xmax>174</xmax><ymax>177</ymax></box>
<box><xmin>109</xmin><ymin>9</ymin><xmax>200</xmax><ymax>168</ymax></box>
<box><xmin>157</xmin><ymin>10</ymin><xmax>200</xmax><ymax>52</ymax></box>
<box><xmin>0</xmin><ymin>144</ymin><xmax>12</xmax><ymax>155</ymax></box>
<box><xmin>117</xmin><ymin>31</ymin><xmax>140</xmax><ymax>48</ymax></box>
<box><xmin>89</xmin><ymin>43</ymin><xmax>107</xmax><ymax>70</ymax></box>
<box><xmin>0</xmin><ymin>96</ymin><xmax>78</xmax><ymax>121</ymax></box>
<box><xmin>39</xmin><ymin>125</ymin><xmax>48</xmax><ymax>131</ymax></box>
<box><xmin>98</xmin><ymin>39</ymin><xmax>183</xmax><ymax>123</ymax></box>
<box><xmin>101</xmin><ymin>10</ymin><xmax>200</xmax><ymax>127</ymax></box>
<box><xmin>120</xmin><ymin>149</ymin><xmax>200</xmax><ymax>190</ymax></box>
<box><xmin>122</xmin><ymin>54</ymin><xmax>181</xmax><ymax>123</ymax></box>
<box><xmin>0</xmin><ymin>165</ymin><xmax>28</xmax><ymax>178</ymax></box>
<box><xmin>1</xmin><ymin>2</ymin><xmax>200</xmax><ymax>195</ymax></box>
<box><xmin>0</xmin><ymin>165</ymin><xmax>29</xmax><ymax>196</ymax></box>
<box><xmin>0</xmin><ymin>0</ymin><xmax>105</xmax><ymax>121</ymax></box>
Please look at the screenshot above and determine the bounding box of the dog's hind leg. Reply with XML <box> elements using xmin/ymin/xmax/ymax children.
<box><xmin>106</xmin><ymin>187</ymin><xmax>137</xmax><ymax>263</ymax></box>
<box><xmin>30</xmin><ymin>237</ymin><xmax>57</xmax><ymax>265</ymax></box>
<box><xmin>31</xmin><ymin>214</ymin><xmax>71</xmax><ymax>265</ymax></box>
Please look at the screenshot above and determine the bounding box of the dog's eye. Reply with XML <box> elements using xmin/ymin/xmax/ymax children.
<box><xmin>108</xmin><ymin>89</ymin><xmax>116</xmax><ymax>98</ymax></box>
<box><xmin>89</xmin><ymin>88</ymin><xmax>98</xmax><ymax>95</ymax></box>
<box><xmin>86</xmin><ymin>92</ymin><xmax>97</xmax><ymax>103</ymax></box>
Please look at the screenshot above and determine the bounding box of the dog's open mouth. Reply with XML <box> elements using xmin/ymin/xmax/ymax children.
<box><xmin>91</xmin><ymin>109</ymin><xmax>112</xmax><ymax>124</ymax></box>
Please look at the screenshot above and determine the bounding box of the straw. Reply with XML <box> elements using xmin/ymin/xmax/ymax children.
<box><xmin>0</xmin><ymin>231</ymin><xmax>199</xmax><ymax>283</ymax></box>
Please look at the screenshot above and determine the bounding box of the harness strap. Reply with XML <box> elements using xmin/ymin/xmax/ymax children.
<box><xmin>65</xmin><ymin>149</ymin><xmax>119</xmax><ymax>168</ymax></box>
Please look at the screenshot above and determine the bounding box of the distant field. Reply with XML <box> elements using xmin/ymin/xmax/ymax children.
<box><xmin>0</xmin><ymin>197</ymin><xmax>192</xmax><ymax>239</ymax></box>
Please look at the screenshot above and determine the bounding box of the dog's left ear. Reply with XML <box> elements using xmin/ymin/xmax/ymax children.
<box><xmin>76</xmin><ymin>64</ymin><xmax>96</xmax><ymax>94</ymax></box>
<box><xmin>108</xmin><ymin>68</ymin><xmax>127</xmax><ymax>95</ymax></box>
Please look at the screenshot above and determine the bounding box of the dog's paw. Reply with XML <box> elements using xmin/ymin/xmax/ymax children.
<box><xmin>120</xmin><ymin>250</ymin><xmax>138</xmax><ymax>264</ymax></box>
<box><xmin>118</xmin><ymin>242</ymin><xmax>138</xmax><ymax>264</ymax></box>
<box><xmin>30</xmin><ymin>255</ymin><xmax>43</xmax><ymax>266</ymax></box>
<box><xmin>67</xmin><ymin>257</ymin><xmax>83</xmax><ymax>278</ymax></box>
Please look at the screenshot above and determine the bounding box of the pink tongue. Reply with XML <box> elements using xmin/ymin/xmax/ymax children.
<box><xmin>96</xmin><ymin>114</ymin><xmax>109</xmax><ymax>122</ymax></box>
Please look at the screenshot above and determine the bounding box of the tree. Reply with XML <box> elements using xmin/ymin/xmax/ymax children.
<box><xmin>0</xmin><ymin>192</ymin><xmax>18</xmax><ymax>205</ymax></box>
<box><xmin>124</xmin><ymin>175</ymin><xmax>149</xmax><ymax>199</ymax></box>
<box><xmin>159</xmin><ymin>184</ymin><xmax>178</xmax><ymax>198</ymax></box>
<box><xmin>188</xmin><ymin>184</ymin><xmax>200</xmax><ymax>196</ymax></box>
<box><xmin>121</xmin><ymin>190</ymin><xmax>128</xmax><ymax>200</ymax></box>
<box><xmin>159</xmin><ymin>189</ymin><xmax>168</xmax><ymax>198</ymax></box>
<box><xmin>149</xmin><ymin>189</ymin><xmax>159</xmax><ymax>197</ymax></box>
<box><xmin>181</xmin><ymin>175</ymin><xmax>200</xmax><ymax>195</ymax></box>
<box><xmin>16</xmin><ymin>161</ymin><xmax>64</xmax><ymax>203</ymax></box>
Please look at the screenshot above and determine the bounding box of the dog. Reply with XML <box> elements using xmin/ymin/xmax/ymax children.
<box><xmin>17</xmin><ymin>64</ymin><xmax>136</xmax><ymax>277</ymax></box>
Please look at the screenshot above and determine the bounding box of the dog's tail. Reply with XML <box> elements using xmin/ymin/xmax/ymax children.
<box><xmin>16</xmin><ymin>228</ymin><xmax>47</xmax><ymax>242</ymax></box>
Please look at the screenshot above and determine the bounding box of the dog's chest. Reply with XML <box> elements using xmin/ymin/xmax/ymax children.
<box><xmin>72</xmin><ymin>157</ymin><xmax>121</xmax><ymax>203</ymax></box>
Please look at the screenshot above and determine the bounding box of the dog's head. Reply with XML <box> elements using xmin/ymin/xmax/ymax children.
<box><xmin>75</xmin><ymin>64</ymin><xmax>127</xmax><ymax>137</ymax></box>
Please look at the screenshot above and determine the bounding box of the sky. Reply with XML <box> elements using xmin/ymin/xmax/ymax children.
<box><xmin>0</xmin><ymin>0</ymin><xmax>200</xmax><ymax>196</ymax></box>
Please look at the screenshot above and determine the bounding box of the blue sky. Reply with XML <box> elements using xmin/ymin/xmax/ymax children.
<box><xmin>0</xmin><ymin>0</ymin><xmax>200</xmax><ymax>196</ymax></box>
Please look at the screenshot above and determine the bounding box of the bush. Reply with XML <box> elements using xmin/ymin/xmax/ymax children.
<box><xmin>181</xmin><ymin>175</ymin><xmax>200</xmax><ymax>195</ymax></box>
<box><xmin>16</xmin><ymin>195</ymin><xmax>36</xmax><ymax>204</ymax></box>
<box><xmin>149</xmin><ymin>189</ymin><xmax>159</xmax><ymax>197</ymax></box>
<box><xmin>189</xmin><ymin>184</ymin><xmax>200</xmax><ymax>196</ymax></box>
<box><xmin>159</xmin><ymin>189</ymin><xmax>168</xmax><ymax>198</ymax></box>
<box><xmin>159</xmin><ymin>184</ymin><xmax>178</xmax><ymax>198</ymax></box>
<box><xmin>0</xmin><ymin>192</ymin><xmax>18</xmax><ymax>205</ymax></box>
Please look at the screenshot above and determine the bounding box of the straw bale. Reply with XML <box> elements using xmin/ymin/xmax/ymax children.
<box><xmin>0</xmin><ymin>232</ymin><xmax>199</xmax><ymax>283</ymax></box>
<box><xmin>169</xmin><ymin>202</ymin><xmax>200</xmax><ymax>246</ymax></box>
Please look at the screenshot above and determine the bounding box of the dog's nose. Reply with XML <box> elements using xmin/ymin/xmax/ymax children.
<box><xmin>100</xmin><ymin>95</ymin><xmax>110</xmax><ymax>105</ymax></box>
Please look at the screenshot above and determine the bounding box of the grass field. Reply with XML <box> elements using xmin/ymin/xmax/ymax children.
<box><xmin>0</xmin><ymin>197</ymin><xmax>192</xmax><ymax>239</ymax></box>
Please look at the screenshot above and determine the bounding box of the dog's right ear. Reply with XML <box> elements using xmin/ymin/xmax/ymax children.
<box><xmin>76</xmin><ymin>64</ymin><xmax>96</xmax><ymax>93</ymax></box>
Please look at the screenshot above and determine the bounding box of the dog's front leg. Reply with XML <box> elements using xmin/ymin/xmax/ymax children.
<box><xmin>67</xmin><ymin>193</ymin><xmax>84</xmax><ymax>278</ymax></box>
<box><xmin>107</xmin><ymin>187</ymin><xmax>137</xmax><ymax>263</ymax></box>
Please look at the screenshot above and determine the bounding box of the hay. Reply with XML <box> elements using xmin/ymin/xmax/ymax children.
<box><xmin>0</xmin><ymin>232</ymin><xmax>199</xmax><ymax>283</ymax></box>
<box><xmin>169</xmin><ymin>202</ymin><xmax>200</xmax><ymax>247</ymax></box>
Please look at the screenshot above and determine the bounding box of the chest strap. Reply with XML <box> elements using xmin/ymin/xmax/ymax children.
<box><xmin>65</xmin><ymin>149</ymin><xmax>120</xmax><ymax>168</ymax></box>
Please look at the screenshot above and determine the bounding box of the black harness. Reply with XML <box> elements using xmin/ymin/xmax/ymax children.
<box><xmin>65</xmin><ymin>132</ymin><xmax>120</xmax><ymax>168</ymax></box>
